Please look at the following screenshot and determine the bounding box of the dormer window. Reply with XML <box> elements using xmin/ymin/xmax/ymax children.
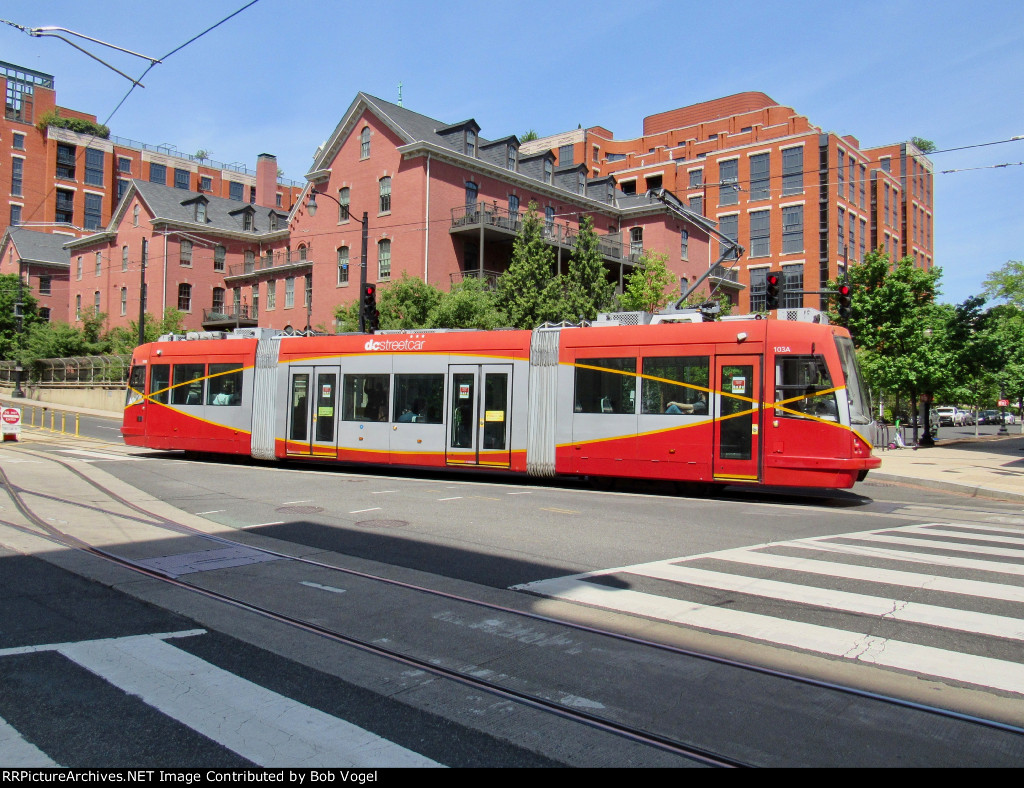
<box><xmin>607</xmin><ymin>183</ymin><xmax>614</xmax><ymax>203</ymax></box>
<box><xmin>466</xmin><ymin>129</ymin><xmax>476</xmax><ymax>157</ymax></box>
<box><xmin>269</xmin><ymin>213</ymin><xmax>278</xmax><ymax>231</ymax></box>
<box><xmin>195</xmin><ymin>201</ymin><xmax>207</xmax><ymax>223</ymax></box>
<box><xmin>243</xmin><ymin>212</ymin><xmax>253</xmax><ymax>231</ymax></box>
<box><xmin>507</xmin><ymin>145</ymin><xmax>517</xmax><ymax>170</ymax></box>
<box><xmin>543</xmin><ymin>159</ymin><xmax>553</xmax><ymax>183</ymax></box>
<box><xmin>577</xmin><ymin>172</ymin><xmax>586</xmax><ymax>194</ymax></box>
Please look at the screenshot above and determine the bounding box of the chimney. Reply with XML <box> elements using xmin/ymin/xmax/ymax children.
<box><xmin>255</xmin><ymin>153</ymin><xmax>278</xmax><ymax>208</ymax></box>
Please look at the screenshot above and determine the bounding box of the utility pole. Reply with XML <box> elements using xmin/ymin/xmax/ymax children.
<box><xmin>137</xmin><ymin>238</ymin><xmax>147</xmax><ymax>345</ymax></box>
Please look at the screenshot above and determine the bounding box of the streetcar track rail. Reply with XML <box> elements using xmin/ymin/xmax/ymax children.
<box><xmin>1</xmin><ymin>442</ymin><xmax>1022</xmax><ymax>765</ymax></box>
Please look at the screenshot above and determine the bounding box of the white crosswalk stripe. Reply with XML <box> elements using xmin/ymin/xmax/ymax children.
<box><xmin>513</xmin><ymin>522</ymin><xmax>1024</xmax><ymax>696</ymax></box>
<box><xmin>0</xmin><ymin>630</ymin><xmax>443</xmax><ymax>768</ymax></box>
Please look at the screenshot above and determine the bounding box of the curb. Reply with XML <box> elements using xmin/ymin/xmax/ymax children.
<box><xmin>868</xmin><ymin>471</ymin><xmax>1024</xmax><ymax>503</ymax></box>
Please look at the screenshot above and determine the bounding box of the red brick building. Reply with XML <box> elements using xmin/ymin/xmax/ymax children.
<box><xmin>523</xmin><ymin>92</ymin><xmax>935</xmax><ymax>313</ymax></box>
<box><xmin>2</xmin><ymin>61</ymin><xmax>303</xmax><ymax>244</ymax></box>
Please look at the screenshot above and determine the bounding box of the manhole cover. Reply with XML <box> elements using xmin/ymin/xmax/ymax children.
<box><xmin>355</xmin><ymin>519</ymin><xmax>409</xmax><ymax>529</ymax></box>
<box><xmin>275</xmin><ymin>505</ymin><xmax>325</xmax><ymax>514</ymax></box>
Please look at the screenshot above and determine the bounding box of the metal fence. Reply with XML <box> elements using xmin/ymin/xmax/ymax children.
<box><xmin>0</xmin><ymin>355</ymin><xmax>130</xmax><ymax>388</ymax></box>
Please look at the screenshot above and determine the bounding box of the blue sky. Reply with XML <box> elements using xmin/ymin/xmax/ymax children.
<box><xmin>3</xmin><ymin>0</ymin><xmax>1021</xmax><ymax>305</ymax></box>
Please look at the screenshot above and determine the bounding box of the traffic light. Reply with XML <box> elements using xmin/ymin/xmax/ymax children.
<box><xmin>837</xmin><ymin>283</ymin><xmax>852</xmax><ymax>324</ymax></box>
<box><xmin>765</xmin><ymin>273</ymin><xmax>780</xmax><ymax>310</ymax></box>
<box><xmin>361</xmin><ymin>284</ymin><xmax>378</xmax><ymax>333</ymax></box>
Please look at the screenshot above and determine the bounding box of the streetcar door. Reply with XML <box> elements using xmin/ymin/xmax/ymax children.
<box><xmin>287</xmin><ymin>366</ymin><xmax>339</xmax><ymax>456</ymax></box>
<box><xmin>713</xmin><ymin>355</ymin><xmax>761</xmax><ymax>483</ymax></box>
<box><xmin>446</xmin><ymin>364</ymin><xmax>511</xmax><ymax>467</ymax></box>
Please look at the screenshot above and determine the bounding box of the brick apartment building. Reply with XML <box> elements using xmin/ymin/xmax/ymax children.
<box><xmin>1</xmin><ymin>60</ymin><xmax>303</xmax><ymax>244</ymax></box>
<box><xmin>57</xmin><ymin>92</ymin><xmax>716</xmax><ymax>334</ymax></box>
<box><xmin>523</xmin><ymin>92</ymin><xmax>935</xmax><ymax>313</ymax></box>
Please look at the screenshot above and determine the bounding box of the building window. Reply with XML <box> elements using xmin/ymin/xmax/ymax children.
<box><xmin>269</xmin><ymin>213</ymin><xmax>278</xmax><ymax>231</ymax></box>
<box><xmin>94</xmin><ymin>291</ymin><xmax>101</xmax><ymax>313</ymax></box>
<box><xmin>837</xmin><ymin>207</ymin><xmax>845</xmax><ymax>253</ymax></box>
<box><xmin>543</xmin><ymin>159</ymin><xmax>553</xmax><ymax>183</ymax></box>
<box><xmin>718</xmin><ymin>159</ymin><xmax>738</xmax><ymax>206</ymax></box>
<box><xmin>243</xmin><ymin>212</ymin><xmax>253</xmax><ymax>231</ymax></box>
<box><xmin>9</xmin><ymin>204</ymin><xmax>21</xmax><ymax>226</ymax></box>
<box><xmin>118</xmin><ymin>156</ymin><xmax>131</xmax><ymax>174</ymax></box>
<box><xmin>121</xmin><ymin>245</ymin><xmax>129</xmax><ymax>272</ymax></box>
<box><xmin>749</xmin><ymin>209</ymin><xmax>770</xmax><ymax>257</ymax></box>
<box><xmin>85</xmin><ymin>149</ymin><xmax>104</xmax><ymax>186</ymax></box>
<box><xmin>688</xmin><ymin>195</ymin><xmax>703</xmax><ymax>214</ymax></box>
<box><xmin>195</xmin><ymin>201</ymin><xmax>206</xmax><ymax>223</ymax></box>
<box><xmin>76</xmin><ymin>256</ymin><xmax>83</xmax><ymax>280</ymax></box>
<box><xmin>749</xmin><ymin>153</ymin><xmax>770</xmax><ymax>201</ymax></box>
<box><xmin>782</xmin><ymin>147</ymin><xmax>803</xmax><ymax>196</ymax></box>
<box><xmin>39</xmin><ymin>307</ymin><xmax>50</xmax><ymax>322</ymax></box>
<box><xmin>76</xmin><ymin>294</ymin><xmax>81</xmax><ymax>320</ymax></box>
<box><xmin>545</xmin><ymin>206</ymin><xmax>555</xmax><ymax>233</ymax></box>
<box><xmin>252</xmin><ymin>285</ymin><xmax>259</xmax><ymax>320</ymax></box>
<box><xmin>149</xmin><ymin>162</ymin><xmax>166</xmax><ymax>185</ymax></box>
<box><xmin>465</xmin><ymin>181</ymin><xmax>478</xmax><ymax>213</ymax></box>
<box><xmin>229</xmin><ymin>181</ymin><xmax>243</xmax><ymax>201</ymax></box>
<box><xmin>880</xmin><ymin>157</ymin><xmax>891</xmax><ymax>173</ymax></box>
<box><xmin>837</xmin><ymin>149</ymin><xmax>845</xmax><ymax>197</ymax></box>
<box><xmin>178</xmin><ymin>283</ymin><xmax>191</xmax><ymax>312</ymax></box>
<box><xmin>56</xmin><ymin>189</ymin><xmax>75</xmax><ymax>224</ymax></box>
<box><xmin>180</xmin><ymin>239</ymin><xmax>192</xmax><ymax>266</ymax></box>
<box><xmin>244</xmin><ymin>250</ymin><xmax>255</xmax><ymax>273</ymax></box>
<box><xmin>848</xmin><ymin>157</ymin><xmax>856</xmax><ymax>202</ymax></box>
<box><xmin>782</xmin><ymin>264</ymin><xmax>803</xmax><ymax>308</ymax></box>
<box><xmin>39</xmin><ymin>275</ymin><xmax>51</xmax><ymax>295</ymax></box>
<box><xmin>360</xmin><ymin>127</ymin><xmax>371</xmax><ymax>159</ymax></box>
<box><xmin>285</xmin><ymin>277</ymin><xmax>295</xmax><ymax>309</ymax></box>
<box><xmin>689</xmin><ymin>169</ymin><xmax>703</xmax><ymax>189</ymax></box>
<box><xmin>296</xmin><ymin>245</ymin><xmax>306</xmax><ymax>262</ymax></box>
<box><xmin>337</xmin><ymin>246</ymin><xmax>350</xmax><ymax>285</ymax></box>
<box><xmin>378</xmin><ymin>239</ymin><xmax>391</xmax><ymax>280</ymax></box>
<box><xmin>212</xmin><ymin>287</ymin><xmax>225</xmax><ymax>313</ymax></box>
<box><xmin>133</xmin><ymin>204</ymin><xmax>140</xmax><ymax>226</ymax></box>
<box><xmin>142</xmin><ymin>238</ymin><xmax>148</xmax><ymax>268</ymax></box>
<box><xmin>859</xmin><ymin>164</ymin><xmax>867</xmax><ymax>209</ymax></box>
<box><xmin>848</xmin><ymin>211</ymin><xmax>856</xmax><ymax>260</ymax></box>
<box><xmin>508</xmin><ymin>145</ymin><xmax>517</xmax><ymax>170</ymax></box>
<box><xmin>84</xmin><ymin>193</ymin><xmax>103</xmax><ymax>230</ymax></box>
<box><xmin>120</xmin><ymin>287</ymin><xmax>127</xmax><ymax>316</ymax></box>
<box><xmin>276</xmin><ymin>193</ymin><xmax>282</xmax><ymax>207</ymax></box>
<box><xmin>95</xmin><ymin>252</ymin><xmax>102</xmax><ymax>276</ymax></box>
<box><xmin>12</xmin><ymin>133</ymin><xmax>25</xmax><ymax>150</ymax></box>
<box><xmin>200</xmin><ymin>176</ymin><xmax>212</xmax><ymax>191</ymax></box>
<box><xmin>10</xmin><ymin>157</ymin><xmax>23</xmax><ymax>196</ymax></box>
<box><xmin>559</xmin><ymin>144</ymin><xmax>574</xmax><ymax>166</ymax></box>
<box><xmin>233</xmin><ymin>287</ymin><xmax>241</xmax><ymax>314</ymax></box>
<box><xmin>466</xmin><ymin>129</ymin><xmax>476</xmax><ymax>157</ymax></box>
<box><xmin>630</xmin><ymin>227</ymin><xmax>644</xmax><ymax>258</ymax></box>
<box><xmin>56</xmin><ymin>143</ymin><xmax>76</xmax><ymax>180</ymax></box>
<box><xmin>749</xmin><ymin>267</ymin><xmax>767</xmax><ymax>312</ymax></box>
<box><xmin>508</xmin><ymin>194</ymin><xmax>519</xmax><ymax>218</ymax></box>
<box><xmin>214</xmin><ymin>245</ymin><xmax>225</xmax><ymax>272</ymax></box>
<box><xmin>379</xmin><ymin>177</ymin><xmax>391</xmax><ymax>213</ymax></box>
<box><xmin>249</xmin><ymin>185</ymin><xmax>256</xmax><ymax>204</ymax></box>
<box><xmin>266</xmin><ymin>281</ymin><xmax>276</xmax><ymax>310</ymax></box>
<box><xmin>117</xmin><ymin>179</ymin><xmax>130</xmax><ymax>202</ymax></box>
<box><xmin>303</xmin><ymin>276</ymin><xmax>312</xmax><ymax>310</ymax></box>
<box><xmin>680</xmin><ymin>229</ymin><xmax>689</xmax><ymax>261</ymax></box>
<box><xmin>338</xmin><ymin>187</ymin><xmax>350</xmax><ymax>222</ymax></box>
<box><xmin>174</xmin><ymin>169</ymin><xmax>189</xmax><ymax>190</ymax></box>
<box><xmin>718</xmin><ymin>214</ymin><xmax>738</xmax><ymax>258</ymax></box>
<box><xmin>782</xmin><ymin>205</ymin><xmax>803</xmax><ymax>253</ymax></box>
<box><xmin>860</xmin><ymin>217</ymin><xmax>867</xmax><ymax>262</ymax></box>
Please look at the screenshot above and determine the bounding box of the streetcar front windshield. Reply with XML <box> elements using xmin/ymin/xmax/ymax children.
<box><xmin>834</xmin><ymin>336</ymin><xmax>871</xmax><ymax>425</ymax></box>
<box><xmin>126</xmin><ymin>364</ymin><xmax>145</xmax><ymax>407</ymax></box>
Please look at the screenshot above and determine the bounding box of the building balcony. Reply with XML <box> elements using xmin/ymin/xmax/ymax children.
<box><xmin>450</xmin><ymin>205</ymin><xmax>633</xmax><ymax>265</ymax></box>
<box><xmin>707</xmin><ymin>263</ymin><xmax>743</xmax><ymax>289</ymax></box>
<box><xmin>202</xmin><ymin>305</ymin><xmax>258</xmax><ymax>330</ymax></box>
<box><xmin>225</xmin><ymin>249</ymin><xmax>312</xmax><ymax>282</ymax></box>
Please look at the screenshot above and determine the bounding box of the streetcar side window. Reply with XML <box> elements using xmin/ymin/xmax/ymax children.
<box><xmin>207</xmin><ymin>363</ymin><xmax>243</xmax><ymax>406</ymax></box>
<box><xmin>126</xmin><ymin>365</ymin><xmax>146</xmax><ymax>407</ymax></box>
<box><xmin>641</xmin><ymin>356</ymin><xmax>709</xmax><ymax>414</ymax></box>
<box><xmin>150</xmin><ymin>364</ymin><xmax>170</xmax><ymax>404</ymax></box>
<box><xmin>342</xmin><ymin>374</ymin><xmax>390</xmax><ymax>421</ymax></box>
<box><xmin>774</xmin><ymin>355</ymin><xmax>838</xmax><ymax>421</ymax></box>
<box><xmin>393</xmin><ymin>374</ymin><xmax>443</xmax><ymax>423</ymax></box>
<box><xmin>171</xmin><ymin>363</ymin><xmax>206</xmax><ymax>406</ymax></box>
<box><xmin>574</xmin><ymin>358</ymin><xmax>636</xmax><ymax>414</ymax></box>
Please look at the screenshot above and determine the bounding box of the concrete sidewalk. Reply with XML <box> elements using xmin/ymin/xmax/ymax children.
<box><xmin>4</xmin><ymin>395</ymin><xmax>1024</xmax><ymax>503</ymax></box>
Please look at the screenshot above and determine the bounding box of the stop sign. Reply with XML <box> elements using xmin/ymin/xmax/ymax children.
<box><xmin>1</xmin><ymin>407</ymin><xmax>20</xmax><ymax>424</ymax></box>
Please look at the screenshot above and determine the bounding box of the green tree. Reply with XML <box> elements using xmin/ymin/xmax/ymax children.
<box><xmin>378</xmin><ymin>273</ymin><xmax>443</xmax><ymax>330</ymax></box>
<box><xmin>428</xmin><ymin>277</ymin><xmax>507</xmax><ymax>329</ymax></box>
<box><xmin>910</xmin><ymin>136</ymin><xmax>937</xmax><ymax>154</ymax></box>
<box><xmin>104</xmin><ymin>308</ymin><xmax>185</xmax><ymax>354</ymax></box>
<box><xmin>617</xmin><ymin>251</ymin><xmax>677</xmax><ymax>313</ymax></box>
<box><xmin>495</xmin><ymin>202</ymin><xmax>560</xmax><ymax>328</ymax></box>
<box><xmin>560</xmin><ymin>215</ymin><xmax>614</xmax><ymax>321</ymax></box>
<box><xmin>0</xmin><ymin>273</ymin><xmax>41</xmax><ymax>361</ymax></box>
<box><xmin>521</xmin><ymin>129</ymin><xmax>539</xmax><ymax>142</ymax></box>
<box><xmin>333</xmin><ymin>300</ymin><xmax>361</xmax><ymax>333</ymax></box>
<box><xmin>982</xmin><ymin>260</ymin><xmax>1024</xmax><ymax>308</ymax></box>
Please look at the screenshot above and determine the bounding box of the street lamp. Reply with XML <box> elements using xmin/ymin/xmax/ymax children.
<box><xmin>918</xmin><ymin>327</ymin><xmax>935</xmax><ymax>447</ymax></box>
<box><xmin>306</xmin><ymin>189</ymin><xmax>370</xmax><ymax>333</ymax></box>
<box><xmin>998</xmin><ymin>383</ymin><xmax>1009</xmax><ymax>436</ymax></box>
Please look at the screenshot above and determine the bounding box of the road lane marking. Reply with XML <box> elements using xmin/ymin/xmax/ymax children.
<box><xmin>0</xmin><ymin>715</ymin><xmax>61</xmax><ymax>767</ymax></box>
<box><xmin>301</xmin><ymin>581</ymin><xmax>347</xmax><ymax>594</ymax></box>
<box><xmin>349</xmin><ymin>507</ymin><xmax>381</xmax><ymax>514</ymax></box>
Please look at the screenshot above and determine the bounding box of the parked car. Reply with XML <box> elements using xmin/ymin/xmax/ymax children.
<box><xmin>961</xmin><ymin>410</ymin><xmax>975</xmax><ymax>426</ymax></box>
<box><xmin>978</xmin><ymin>409</ymin><xmax>1001</xmax><ymax>425</ymax></box>
<box><xmin>1003</xmin><ymin>412</ymin><xmax>1017</xmax><ymax>425</ymax></box>
<box><xmin>935</xmin><ymin>406</ymin><xmax>968</xmax><ymax>426</ymax></box>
